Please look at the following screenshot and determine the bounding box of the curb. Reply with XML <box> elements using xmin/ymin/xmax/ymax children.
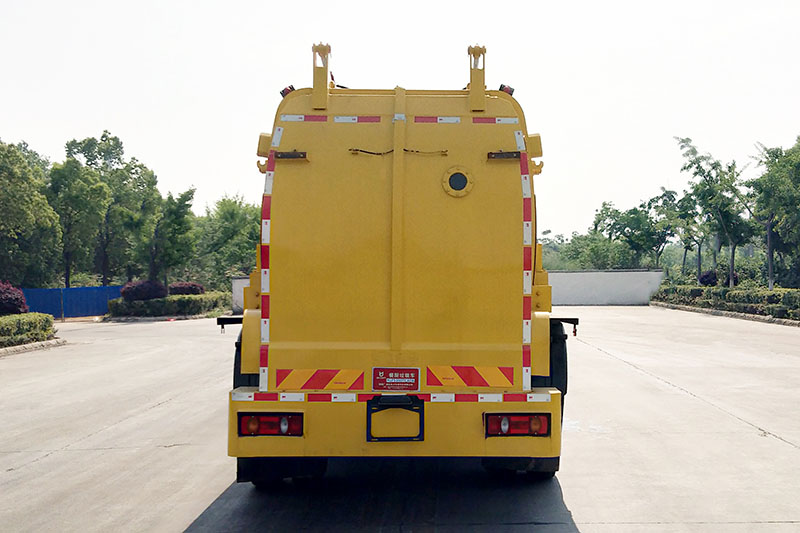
<box><xmin>650</xmin><ymin>301</ymin><xmax>800</xmax><ymax>328</ymax></box>
<box><xmin>0</xmin><ymin>338</ymin><xmax>68</xmax><ymax>357</ymax></box>
<box><xmin>103</xmin><ymin>313</ymin><xmax>223</xmax><ymax>323</ymax></box>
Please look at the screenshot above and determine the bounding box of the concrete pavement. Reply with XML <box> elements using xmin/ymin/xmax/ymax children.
<box><xmin>1</xmin><ymin>307</ymin><xmax>799</xmax><ymax>531</ymax></box>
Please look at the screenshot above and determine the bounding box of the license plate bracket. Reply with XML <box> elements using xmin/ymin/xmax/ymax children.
<box><xmin>366</xmin><ymin>395</ymin><xmax>425</xmax><ymax>442</ymax></box>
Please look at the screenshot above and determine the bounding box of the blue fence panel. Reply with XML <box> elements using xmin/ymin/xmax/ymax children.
<box><xmin>21</xmin><ymin>288</ymin><xmax>63</xmax><ymax>317</ymax></box>
<box><xmin>22</xmin><ymin>286</ymin><xmax>123</xmax><ymax>318</ymax></box>
<box><xmin>64</xmin><ymin>286</ymin><xmax>122</xmax><ymax>317</ymax></box>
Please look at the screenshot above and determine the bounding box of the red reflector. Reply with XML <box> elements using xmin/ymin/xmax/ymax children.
<box><xmin>485</xmin><ymin>414</ymin><xmax>549</xmax><ymax>437</ymax></box>
<box><xmin>239</xmin><ymin>413</ymin><xmax>303</xmax><ymax>436</ymax></box>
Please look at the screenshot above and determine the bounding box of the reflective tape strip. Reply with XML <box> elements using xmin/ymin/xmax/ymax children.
<box><xmin>232</xmin><ymin>391</ymin><xmax>254</xmax><ymax>402</ymax></box>
<box><xmin>334</xmin><ymin>115</ymin><xmax>381</xmax><ymax>123</ymax></box>
<box><xmin>261</xmin><ymin>246</ymin><xmax>269</xmax><ymax>269</ymax></box>
<box><xmin>261</xmin><ymin>319</ymin><xmax>270</xmax><ymax>343</ymax></box>
<box><xmin>280</xmin><ymin>393</ymin><xmax>305</xmax><ymax>402</ymax></box>
<box><xmin>414</xmin><ymin>116</ymin><xmax>460</xmax><ymax>123</ymax></box>
<box><xmin>260</xmin><ymin>345</ymin><xmax>269</xmax><ymax>366</ymax></box>
<box><xmin>523</xmin><ymin>296</ymin><xmax>531</xmax><ymax>321</ymax></box>
<box><xmin>523</xmin><ymin>270</ymin><xmax>532</xmax><ymax>295</ymax></box>
<box><xmin>427</xmin><ymin>366</ymin><xmax>513</xmax><ymax>387</ymax></box>
<box><xmin>522</xmin><ymin>367</ymin><xmax>531</xmax><ymax>391</ymax></box>
<box><xmin>472</xmin><ymin>117</ymin><xmax>519</xmax><ymax>124</ymax></box>
<box><xmin>272</xmin><ymin>127</ymin><xmax>283</xmax><ymax>147</ymax></box>
<box><xmin>261</xmin><ymin>269</ymin><xmax>270</xmax><ymax>292</ymax></box>
<box><xmin>261</xmin><ymin>294</ymin><xmax>269</xmax><ymax>318</ymax></box>
<box><xmin>261</xmin><ymin>220</ymin><xmax>270</xmax><ymax>244</ymax></box>
<box><xmin>280</xmin><ymin>115</ymin><xmax>327</xmax><ymax>122</ymax></box>
<box><xmin>528</xmin><ymin>392</ymin><xmax>551</xmax><ymax>403</ymax></box>
<box><xmin>523</xmin><ymin>197</ymin><xmax>532</xmax><ymax>222</ymax></box>
<box><xmin>514</xmin><ymin>130</ymin><xmax>526</xmax><ymax>151</ymax></box>
<box><xmin>231</xmin><ymin>390</ymin><xmax>551</xmax><ymax>403</ymax></box>
<box><xmin>276</xmin><ymin>369</ymin><xmax>364</xmax><ymax>391</ymax></box>
<box><xmin>521</xmin><ymin>174</ymin><xmax>531</xmax><ymax>198</ymax></box>
<box><xmin>523</xmin><ymin>320</ymin><xmax>531</xmax><ymax>343</ymax></box>
<box><xmin>523</xmin><ymin>222</ymin><xmax>532</xmax><ymax>245</ymax></box>
<box><xmin>524</xmin><ymin>247</ymin><xmax>532</xmax><ymax>270</ymax></box>
<box><xmin>431</xmin><ymin>393</ymin><xmax>455</xmax><ymax>402</ymax></box>
<box><xmin>522</xmin><ymin>345</ymin><xmax>531</xmax><ymax>367</ymax></box>
<box><xmin>332</xmin><ymin>393</ymin><xmax>356</xmax><ymax>402</ymax></box>
<box><xmin>520</xmin><ymin>152</ymin><xmax>530</xmax><ymax>175</ymax></box>
<box><xmin>478</xmin><ymin>393</ymin><xmax>503</xmax><ymax>402</ymax></box>
<box><xmin>259</xmin><ymin>367</ymin><xmax>268</xmax><ymax>391</ymax></box>
<box><xmin>264</xmin><ymin>172</ymin><xmax>274</xmax><ymax>194</ymax></box>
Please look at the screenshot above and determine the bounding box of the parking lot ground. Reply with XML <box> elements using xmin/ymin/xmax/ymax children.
<box><xmin>1</xmin><ymin>307</ymin><xmax>799</xmax><ymax>532</ymax></box>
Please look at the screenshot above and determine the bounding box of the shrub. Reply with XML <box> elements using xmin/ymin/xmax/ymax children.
<box><xmin>0</xmin><ymin>280</ymin><xmax>29</xmax><ymax>315</ymax></box>
<box><xmin>168</xmin><ymin>281</ymin><xmax>205</xmax><ymax>295</ymax></box>
<box><xmin>698</xmin><ymin>270</ymin><xmax>718</xmax><ymax>286</ymax></box>
<box><xmin>723</xmin><ymin>271</ymin><xmax>739</xmax><ymax>287</ymax></box>
<box><xmin>121</xmin><ymin>280</ymin><xmax>168</xmax><ymax>302</ymax></box>
<box><xmin>109</xmin><ymin>291</ymin><xmax>229</xmax><ymax>317</ymax></box>
<box><xmin>0</xmin><ymin>312</ymin><xmax>54</xmax><ymax>348</ymax></box>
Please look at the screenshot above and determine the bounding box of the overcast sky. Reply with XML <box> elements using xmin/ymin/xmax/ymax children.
<box><xmin>2</xmin><ymin>0</ymin><xmax>799</xmax><ymax>237</ymax></box>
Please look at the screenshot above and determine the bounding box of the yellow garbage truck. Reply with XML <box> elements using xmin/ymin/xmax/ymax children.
<box><xmin>220</xmin><ymin>44</ymin><xmax>576</xmax><ymax>485</ymax></box>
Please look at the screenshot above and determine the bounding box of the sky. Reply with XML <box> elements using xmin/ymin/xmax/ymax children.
<box><xmin>2</xmin><ymin>0</ymin><xmax>799</xmax><ymax>237</ymax></box>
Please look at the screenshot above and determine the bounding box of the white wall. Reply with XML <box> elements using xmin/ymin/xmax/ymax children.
<box><xmin>549</xmin><ymin>270</ymin><xmax>664</xmax><ymax>305</ymax></box>
<box><xmin>231</xmin><ymin>276</ymin><xmax>249</xmax><ymax>313</ymax></box>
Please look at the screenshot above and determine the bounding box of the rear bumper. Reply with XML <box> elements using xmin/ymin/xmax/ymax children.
<box><xmin>228</xmin><ymin>387</ymin><xmax>561</xmax><ymax>459</ymax></box>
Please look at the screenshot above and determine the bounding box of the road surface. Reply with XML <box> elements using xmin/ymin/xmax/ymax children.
<box><xmin>1</xmin><ymin>307</ymin><xmax>799</xmax><ymax>532</ymax></box>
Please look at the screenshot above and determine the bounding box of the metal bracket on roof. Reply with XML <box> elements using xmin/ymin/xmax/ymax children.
<box><xmin>468</xmin><ymin>45</ymin><xmax>486</xmax><ymax>112</ymax></box>
<box><xmin>312</xmin><ymin>43</ymin><xmax>331</xmax><ymax>110</ymax></box>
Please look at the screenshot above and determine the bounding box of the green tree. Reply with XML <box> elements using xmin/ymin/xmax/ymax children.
<box><xmin>674</xmin><ymin>191</ymin><xmax>709</xmax><ymax>280</ymax></box>
<box><xmin>747</xmin><ymin>138</ymin><xmax>800</xmax><ymax>289</ymax></box>
<box><xmin>561</xmin><ymin>231</ymin><xmax>636</xmax><ymax>269</ymax></box>
<box><xmin>144</xmin><ymin>188</ymin><xmax>196</xmax><ymax>284</ymax></box>
<box><xmin>188</xmin><ymin>196</ymin><xmax>260</xmax><ymax>290</ymax></box>
<box><xmin>0</xmin><ymin>142</ymin><xmax>62</xmax><ymax>286</ymax></box>
<box><xmin>47</xmin><ymin>159</ymin><xmax>111</xmax><ymax>287</ymax></box>
<box><xmin>642</xmin><ymin>188</ymin><xmax>678</xmax><ymax>269</ymax></box>
<box><xmin>65</xmin><ymin>132</ymin><xmax>161</xmax><ymax>285</ymax></box>
<box><xmin>676</xmin><ymin>137</ymin><xmax>755</xmax><ymax>287</ymax></box>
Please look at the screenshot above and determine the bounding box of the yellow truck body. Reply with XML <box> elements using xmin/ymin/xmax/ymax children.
<box><xmin>228</xmin><ymin>44</ymin><xmax>568</xmax><ymax>483</ymax></box>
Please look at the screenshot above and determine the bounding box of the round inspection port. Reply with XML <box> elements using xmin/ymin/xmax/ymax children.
<box><xmin>442</xmin><ymin>167</ymin><xmax>474</xmax><ymax>197</ymax></box>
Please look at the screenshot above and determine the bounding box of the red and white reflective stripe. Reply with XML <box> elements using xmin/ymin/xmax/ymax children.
<box><xmin>333</xmin><ymin>115</ymin><xmax>381</xmax><ymax>123</ymax></box>
<box><xmin>517</xmin><ymin>132</ymin><xmax>533</xmax><ymax>391</ymax></box>
<box><xmin>472</xmin><ymin>117</ymin><xmax>519</xmax><ymax>124</ymax></box>
<box><xmin>232</xmin><ymin>390</ymin><xmax>551</xmax><ymax>403</ymax></box>
<box><xmin>413</xmin><ymin>116</ymin><xmax>461</xmax><ymax>124</ymax></box>
<box><xmin>280</xmin><ymin>114</ymin><xmax>328</xmax><ymax>122</ymax></box>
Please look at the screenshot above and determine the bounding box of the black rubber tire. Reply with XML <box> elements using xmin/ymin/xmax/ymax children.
<box><xmin>526</xmin><ymin>470</ymin><xmax>556</xmax><ymax>482</ymax></box>
<box><xmin>549</xmin><ymin>320</ymin><xmax>568</xmax><ymax>419</ymax></box>
<box><xmin>233</xmin><ymin>331</ymin><xmax>258</xmax><ymax>388</ymax></box>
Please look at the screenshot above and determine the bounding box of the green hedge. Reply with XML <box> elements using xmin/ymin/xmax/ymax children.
<box><xmin>0</xmin><ymin>313</ymin><xmax>55</xmax><ymax>348</ymax></box>
<box><xmin>652</xmin><ymin>285</ymin><xmax>800</xmax><ymax>320</ymax></box>
<box><xmin>108</xmin><ymin>291</ymin><xmax>229</xmax><ymax>317</ymax></box>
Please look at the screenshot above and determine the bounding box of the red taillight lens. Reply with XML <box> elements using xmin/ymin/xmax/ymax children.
<box><xmin>486</xmin><ymin>414</ymin><xmax>549</xmax><ymax>437</ymax></box>
<box><xmin>239</xmin><ymin>414</ymin><xmax>303</xmax><ymax>436</ymax></box>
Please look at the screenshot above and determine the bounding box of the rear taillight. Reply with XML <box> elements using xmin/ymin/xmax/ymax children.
<box><xmin>485</xmin><ymin>414</ymin><xmax>549</xmax><ymax>437</ymax></box>
<box><xmin>239</xmin><ymin>413</ymin><xmax>303</xmax><ymax>436</ymax></box>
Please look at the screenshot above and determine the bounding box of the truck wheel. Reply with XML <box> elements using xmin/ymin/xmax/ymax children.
<box><xmin>549</xmin><ymin>320</ymin><xmax>568</xmax><ymax>419</ymax></box>
<box><xmin>233</xmin><ymin>331</ymin><xmax>258</xmax><ymax>388</ymax></box>
<box><xmin>526</xmin><ymin>471</ymin><xmax>555</xmax><ymax>481</ymax></box>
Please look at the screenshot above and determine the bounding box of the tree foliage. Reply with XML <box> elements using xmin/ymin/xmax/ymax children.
<box><xmin>0</xmin><ymin>142</ymin><xmax>62</xmax><ymax>286</ymax></box>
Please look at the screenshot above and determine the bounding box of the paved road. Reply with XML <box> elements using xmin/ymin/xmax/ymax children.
<box><xmin>0</xmin><ymin>318</ymin><xmax>237</xmax><ymax>532</ymax></box>
<box><xmin>1</xmin><ymin>308</ymin><xmax>799</xmax><ymax>531</ymax></box>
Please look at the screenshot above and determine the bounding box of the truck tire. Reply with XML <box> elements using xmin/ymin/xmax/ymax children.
<box><xmin>549</xmin><ymin>320</ymin><xmax>568</xmax><ymax>419</ymax></box>
<box><xmin>233</xmin><ymin>331</ymin><xmax>258</xmax><ymax>388</ymax></box>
